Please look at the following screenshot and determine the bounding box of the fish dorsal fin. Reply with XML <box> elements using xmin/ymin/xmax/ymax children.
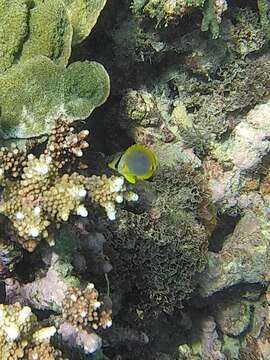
<box><xmin>108</xmin><ymin>152</ymin><xmax>123</xmax><ymax>171</ymax></box>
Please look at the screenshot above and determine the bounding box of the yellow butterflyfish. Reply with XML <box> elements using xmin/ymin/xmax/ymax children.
<box><xmin>108</xmin><ymin>144</ymin><xmax>157</xmax><ymax>184</ymax></box>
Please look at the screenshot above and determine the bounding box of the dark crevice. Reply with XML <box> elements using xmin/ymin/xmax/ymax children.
<box><xmin>13</xmin><ymin>1</ymin><xmax>34</xmax><ymax>64</ymax></box>
<box><xmin>208</xmin><ymin>212</ymin><xmax>241</xmax><ymax>252</ymax></box>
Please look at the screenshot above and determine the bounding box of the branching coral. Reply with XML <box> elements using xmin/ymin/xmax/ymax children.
<box><xmin>0</xmin><ymin>117</ymin><xmax>138</xmax><ymax>251</ymax></box>
<box><xmin>0</xmin><ymin>144</ymin><xmax>28</xmax><ymax>179</ymax></box>
<box><xmin>0</xmin><ymin>303</ymin><xmax>65</xmax><ymax>359</ymax></box>
<box><xmin>58</xmin><ymin>282</ymin><xmax>112</xmax><ymax>354</ymax></box>
<box><xmin>5</xmin><ymin>250</ymin><xmax>112</xmax><ymax>356</ymax></box>
<box><xmin>62</xmin><ymin>283</ymin><xmax>112</xmax><ymax>330</ymax></box>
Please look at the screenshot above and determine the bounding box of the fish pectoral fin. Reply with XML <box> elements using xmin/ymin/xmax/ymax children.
<box><xmin>124</xmin><ymin>173</ymin><xmax>136</xmax><ymax>184</ymax></box>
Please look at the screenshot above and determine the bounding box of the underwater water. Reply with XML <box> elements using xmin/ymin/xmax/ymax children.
<box><xmin>0</xmin><ymin>0</ymin><xmax>270</xmax><ymax>359</ymax></box>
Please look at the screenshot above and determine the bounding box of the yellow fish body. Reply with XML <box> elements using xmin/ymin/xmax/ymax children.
<box><xmin>108</xmin><ymin>144</ymin><xmax>157</xmax><ymax>184</ymax></box>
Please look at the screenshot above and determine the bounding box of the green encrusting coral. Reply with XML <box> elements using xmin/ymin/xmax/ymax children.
<box><xmin>0</xmin><ymin>0</ymin><xmax>109</xmax><ymax>142</ymax></box>
<box><xmin>64</xmin><ymin>0</ymin><xmax>107</xmax><ymax>45</ymax></box>
<box><xmin>0</xmin><ymin>56</ymin><xmax>110</xmax><ymax>140</ymax></box>
<box><xmin>0</xmin><ymin>0</ymin><xmax>72</xmax><ymax>72</ymax></box>
<box><xmin>19</xmin><ymin>0</ymin><xmax>73</xmax><ymax>66</ymax></box>
<box><xmin>0</xmin><ymin>0</ymin><xmax>28</xmax><ymax>74</ymax></box>
<box><xmin>0</xmin><ymin>0</ymin><xmax>108</xmax><ymax>73</ymax></box>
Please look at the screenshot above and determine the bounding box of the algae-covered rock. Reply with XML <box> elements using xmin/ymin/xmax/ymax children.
<box><xmin>208</xmin><ymin>100</ymin><xmax>270</xmax><ymax>211</ymax></box>
<box><xmin>226</xmin><ymin>9</ymin><xmax>266</xmax><ymax>58</ymax></box>
<box><xmin>132</xmin><ymin>0</ymin><xmax>228</xmax><ymax>38</ymax></box>
<box><xmin>0</xmin><ymin>56</ymin><xmax>110</xmax><ymax>140</ymax></box>
<box><xmin>132</xmin><ymin>0</ymin><xmax>205</xmax><ymax>24</ymax></box>
<box><xmin>178</xmin><ymin>289</ymin><xmax>270</xmax><ymax>360</ymax></box>
<box><xmin>258</xmin><ymin>0</ymin><xmax>270</xmax><ymax>38</ymax></box>
<box><xmin>197</xmin><ymin>209</ymin><xmax>270</xmax><ymax>298</ymax></box>
<box><xmin>201</xmin><ymin>0</ymin><xmax>228</xmax><ymax>39</ymax></box>
<box><xmin>64</xmin><ymin>0</ymin><xmax>107</xmax><ymax>45</ymax></box>
<box><xmin>179</xmin><ymin>316</ymin><xmax>226</xmax><ymax>360</ymax></box>
<box><xmin>212</xmin><ymin>300</ymin><xmax>252</xmax><ymax>337</ymax></box>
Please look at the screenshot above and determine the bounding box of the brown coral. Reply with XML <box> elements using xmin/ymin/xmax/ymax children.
<box><xmin>44</xmin><ymin>118</ymin><xmax>90</xmax><ymax>168</ymax></box>
<box><xmin>24</xmin><ymin>343</ymin><xmax>65</xmax><ymax>360</ymax></box>
<box><xmin>0</xmin><ymin>144</ymin><xmax>27</xmax><ymax>181</ymax></box>
<box><xmin>0</xmin><ymin>117</ymin><xmax>138</xmax><ymax>251</ymax></box>
<box><xmin>62</xmin><ymin>283</ymin><xmax>112</xmax><ymax>331</ymax></box>
<box><xmin>0</xmin><ymin>303</ymin><xmax>65</xmax><ymax>360</ymax></box>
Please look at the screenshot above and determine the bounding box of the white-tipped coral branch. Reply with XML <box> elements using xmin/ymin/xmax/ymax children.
<box><xmin>0</xmin><ymin>116</ymin><xmax>138</xmax><ymax>252</ymax></box>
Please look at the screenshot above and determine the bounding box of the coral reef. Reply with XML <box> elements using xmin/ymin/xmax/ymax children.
<box><xmin>197</xmin><ymin>203</ymin><xmax>270</xmax><ymax>297</ymax></box>
<box><xmin>0</xmin><ymin>302</ymin><xmax>65</xmax><ymax>359</ymax></box>
<box><xmin>1</xmin><ymin>0</ymin><xmax>270</xmax><ymax>359</ymax></box>
<box><xmin>208</xmin><ymin>100</ymin><xmax>270</xmax><ymax>212</ymax></box>
<box><xmin>175</xmin><ymin>99</ymin><xmax>270</xmax><ymax>359</ymax></box>
<box><xmin>226</xmin><ymin>8</ymin><xmax>266</xmax><ymax>58</ymax></box>
<box><xmin>106</xmin><ymin>159</ymin><xmax>211</xmax><ymax>316</ymax></box>
<box><xmin>0</xmin><ymin>0</ymin><xmax>28</xmax><ymax>74</ymax></box>
<box><xmin>131</xmin><ymin>0</ymin><xmax>270</xmax><ymax>39</ymax></box>
<box><xmin>117</xmin><ymin>50</ymin><xmax>270</xmax><ymax>154</ymax></box>
<box><xmin>5</xmin><ymin>250</ymin><xmax>112</xmax><ymax>356</ymax></box>
<box><xmin>18</xmin><ymin>0</ymin><xmax>73</xmax><ymax>67</ymax></box>
<box><xmin>0</xmin><ymin>0</ymin><xmax>71</xmax><ymax>72</ymax></box>
<box><xmin>61</xmin><ymin>284</ymin><xmax>112</xmax><ymax>330</ymax></box>
<box><xmin>0</xmin><ymin>239</ymin><xmax>22</xmax><ymax>279</ymax></box>
<box><xmin>131</xmin><ymin>0</ymin><xmax>205</xmax><ymax>24</ymax></box>
<box><xmin>0</xmin><ymin>116</ymin><xmax>138</xmax><ymax>251</ymax></box>
<box><xmin>201</xmin><ymin>0</ymin><xmax>228</xmax><ymax>39</ymax></box>
<box><xmin>178</xmin><ymin>286</ymin><xmax>270</xmax><ymax>359</ymax></box>
<box><xmin>131</xmin><ymin>0</ymin><xmax>228</xmax><ymax>38</ymax></box>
